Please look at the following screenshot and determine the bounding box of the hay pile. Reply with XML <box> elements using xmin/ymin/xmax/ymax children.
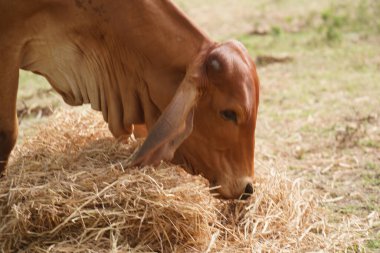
<box><xmin>0</xmin><ymin>109</ymin><xmax>367</xmax><ymax>252</ymax></box>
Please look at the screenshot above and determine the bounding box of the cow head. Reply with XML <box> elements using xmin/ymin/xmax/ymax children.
<box><xmin>132</xmin><ymin>40</ymin><xmax>260</xmax><ymax>199</ymax></box>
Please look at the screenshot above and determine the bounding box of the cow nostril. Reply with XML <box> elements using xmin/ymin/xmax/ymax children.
<box><xmin>240</xmin><ymin>183</ymin><xmax>254</xmax><ymax>200</ymax></box>
<box><xmin>245</xmin><ymin>183</ymin><xmax>254</xmax><ymax>194</ymax></box>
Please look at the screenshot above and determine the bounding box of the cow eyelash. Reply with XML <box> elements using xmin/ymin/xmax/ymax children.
<box><xmin>220</xmin><ymin>110</ymin><xmax>238</xmax><ymax>123</ymax></box>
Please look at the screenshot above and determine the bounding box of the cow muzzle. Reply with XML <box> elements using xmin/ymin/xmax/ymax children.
<box><xmin>211</xmin><ymin>177</ymin><xmax>254</xmax><ymax>200</ymax></box>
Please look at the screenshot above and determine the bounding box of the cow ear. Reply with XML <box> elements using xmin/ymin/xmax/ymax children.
<box><xmin>130</xmin><ymin>49</ymin><xmax>208</xmax><ymax>167</ymax></box>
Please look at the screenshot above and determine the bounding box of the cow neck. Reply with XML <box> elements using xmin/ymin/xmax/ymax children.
<box><xmin>104</xmin><ymin>0</ymin><xmax>212</xmax><ymax>131</ymax></box>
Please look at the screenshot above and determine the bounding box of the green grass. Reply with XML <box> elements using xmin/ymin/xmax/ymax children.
<box><xmin>363</xmin><ymin>174</ymin><xmax>380</xmax><ymax>187</ymax></box>
<box><xmin>365</xmin><ymin>163</ymin><xmax>379</xmax><ymax>171</ymax></box>
<box><xmin>367</xmin><ymin>238</ymin><xmax>380</xmax><ymax>250</ymax></box>
<box><xmin>360</xmin><ymin>140</ymin><xmax>380</xmax><ymax>149</ymax></box>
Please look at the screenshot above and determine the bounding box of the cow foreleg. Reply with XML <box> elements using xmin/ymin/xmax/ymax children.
<box><xmin>109</xmin><ymin>123</ymin><xmax>147</xmax><ymax>145</ymax></box>
<box><xmin>0</xmin><ymin>50</ymin><xmax>19</xmax><ymax>176</ymax></box>
<box><xmin>112</xmin><ymin>124</ymin><xmax>147</xmax><ymax>144</ymax></box>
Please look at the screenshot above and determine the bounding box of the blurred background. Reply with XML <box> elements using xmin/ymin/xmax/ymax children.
<box><xmin>16</xmin><ymin>0</ymin><xmax>380</xmax><ymax>249</ymax></box>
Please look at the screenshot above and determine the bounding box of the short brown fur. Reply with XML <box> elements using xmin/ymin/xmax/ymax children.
<box><xmin>0</xmin><ymin>0</ymin><xmax>259</xmax><ymax>198</ymax></box>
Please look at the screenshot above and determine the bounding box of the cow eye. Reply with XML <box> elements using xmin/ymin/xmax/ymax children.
<box><xmin>220</xmin><ymin>110</ymin><xmax>237</xmax><ymax>123</ymax></box>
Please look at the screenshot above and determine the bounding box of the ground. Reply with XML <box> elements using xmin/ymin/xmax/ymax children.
<box><xmin>15</xmin><ymin>0</ymin><xmax>380</xmax><ymax>251</ymax></box>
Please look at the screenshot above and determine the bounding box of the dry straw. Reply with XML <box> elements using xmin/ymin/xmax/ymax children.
<box><xmin>0</xmin><ymin>110</ymin><xmax>368</xmax><ymax>252</ymax></box>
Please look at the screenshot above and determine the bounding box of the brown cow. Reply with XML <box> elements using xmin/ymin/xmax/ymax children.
<box><xmin>0</xmin><ymin>0</ymin><xmax>259</xmax><ymax>199</ymax></box>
